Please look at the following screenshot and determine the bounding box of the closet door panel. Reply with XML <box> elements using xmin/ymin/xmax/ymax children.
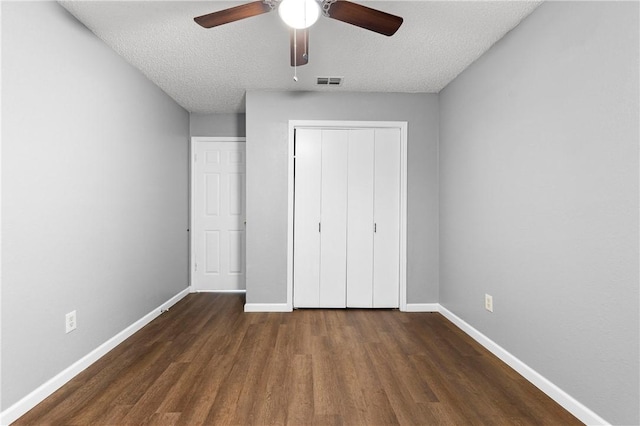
<box><xmin>373</xmin><ymin>129</ymin><xmax>401</xmax><ymax>307</ymax></box>
<box><xmin>293</xmin><ymin>129</ymin><xmax>322</xmax><ymax>307</ymax></box>
<box><xmin>346</xmin><ymin>129</ymin><xmax>375</xmax><ymax>308</ymax></box>
<box><xmin>319</xmin><ymin>130</ymin><xmax>349</xmax><ymax>307</ymax></box>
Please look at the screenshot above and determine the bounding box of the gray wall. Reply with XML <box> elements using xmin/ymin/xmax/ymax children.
<box><xmin>1</xmin><ymin>1</ymin><xmax>189</xmax><ymax>410</ymax></box>
<box><xmin>439</xmin><ymin>2</ymin><xmax>639</xmax><ymax>424</ymax></box>
<box><xmin>190</xmin><ymin>113</ymin><xmax>246</xmax><ymax>137</ymax></box>
<box><xmin>245</xmin><ymin>91</ymin><xmax>439</xmax><ymax>304</ymax></box>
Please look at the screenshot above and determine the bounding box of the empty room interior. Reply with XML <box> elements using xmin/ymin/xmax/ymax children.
<box><xmin>1</xmin><ymin>0</ymin><xmax>639</xmax><ymax>425</ymax></box>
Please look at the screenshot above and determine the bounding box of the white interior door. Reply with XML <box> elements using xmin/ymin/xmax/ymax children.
<box><xmin>294</xmin><ymin>129</ymin><xmax>349</xmax><ymax>308</ymax></box>
<box><xmin>373</xmin><ymin>129</ymin><xmax>401</xmax><ymax>307</ymax></box>
<box><xmin>192</xmin><ymin>140</ymin><xmax>246</xmax><ymax>291</ymax></box>
<box><xmin>319</xmin><ymin>130</ymin><xmax>348</xmax><ymax>307</ymax></box>
<box><xmin>293</xmin><ymin>129</ymin><xmax>322</xmax><ymax>307</ymax></box>
<box><xmin>292</xmin><ymin>126</ymin><xmax>401</xmax><ymax>309</ymax></box>
<box><xmin>346</xmin><ymin>129</ymin><xmax>375</xmax><ymax>307</ymax></box>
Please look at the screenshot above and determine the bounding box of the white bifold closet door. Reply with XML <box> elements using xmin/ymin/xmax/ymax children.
<box><xmin>293</xmin><ymin>129</ymin><xmax>322</xmax><ymax>307</ymax></box>
<box><xmin>345</xmin><ymin>129</ymin><xmax>375</xmax><ymax>307</ymax></box>
<box><xmin>293</xmin><ymin>129</ymin><xmax>348</xmax><ymax>308</ymax></box>
<box><xmin>372</xmin><ymin>128</ymin><xmax>401</xmax><ymax>307</ymax></box>
<box><xmin>347</xmin><ymin>129</ymin><xmax>400</xmax><ymax>307</ymax></box>
<box><xmin>293</xmin><ymin>127</ymin><xmax>400</xmax><ymax>308</ymax></box>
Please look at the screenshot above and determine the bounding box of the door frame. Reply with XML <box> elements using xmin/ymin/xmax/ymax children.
<box><xmin>189</xmin><ymin>136</ymin><xmax>247</xmax><ymax>293</ymax></box>
<box><xmin>286</xmin><ymin>121</ymin><xmax>408</xmax><ymax>311</ymax></box>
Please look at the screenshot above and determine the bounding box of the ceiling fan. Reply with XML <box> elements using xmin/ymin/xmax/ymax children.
<box><xmin>194</xmin><ymin>0</ymin><xmax>403</xmax><ymax>68</ymax></box>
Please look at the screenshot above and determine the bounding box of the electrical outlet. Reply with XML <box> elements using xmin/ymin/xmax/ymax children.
<box><xmin>485</xmin><ymin>294</ymin><xmax>493</xmax><ymax>312</ymax></box>
<box><xmin>65</xmin><ymin>310</ymin><xmax>77</xmax><ymax>333</ymax></box>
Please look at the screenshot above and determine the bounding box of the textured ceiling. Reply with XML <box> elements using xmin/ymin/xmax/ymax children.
<box><xmin>59</xmin><ymin>0</ymin><xmax>541</xmax><ymax>113</ymax></box>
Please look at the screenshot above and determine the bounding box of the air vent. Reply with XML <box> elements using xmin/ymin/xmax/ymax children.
<box><xmin>317</xmin><ymin>76</ymin><xmax>343</xmax><ymax>86</ymax></box>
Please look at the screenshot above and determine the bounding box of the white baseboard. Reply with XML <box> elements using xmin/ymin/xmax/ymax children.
<box><xmin>1</xmin><ymin>295</ymin><xmax>609</xmax><ymax>426</ymax></box>
<box><xmin>404</xmin><ymin>303</ymin><xmax>440</xmax><ymax>312</ymax></box>
<box><xmin>0</xmin><ymin>287</ymin><xmax>190</xmax><ymax>426</ymax></box>
<box><xmin>437</xmin><ymin>305</ymin><xmax>610</xmax><ymax>426</ymax></box>
<box><xmin>191</xmin><ymin>289</ymin><xmax>246</xmax><ymax>293</ymax></box>
<box><xmin>244</xmin><ymin>303</ymin><xmax>292</xmax><ymax>312</ymax></box>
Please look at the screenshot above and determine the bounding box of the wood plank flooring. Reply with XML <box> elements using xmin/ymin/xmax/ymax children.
<box><xmin>15</xmin><ymin>293</ymin><xmax>581</xmax><ymax>425</ymax></box>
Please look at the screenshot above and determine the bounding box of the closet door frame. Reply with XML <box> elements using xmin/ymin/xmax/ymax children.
<box><xmin>286</xmin><ymin>120</ymin><xmax>408</xmax><ymax>311</ymax></box>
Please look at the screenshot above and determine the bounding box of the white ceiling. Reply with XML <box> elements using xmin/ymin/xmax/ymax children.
<box><xmin>59</xmin><ymin>0</ymin><xmax>541</xmax><ymax>113</ymax></box>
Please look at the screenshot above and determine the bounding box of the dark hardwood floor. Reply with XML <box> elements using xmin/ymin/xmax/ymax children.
<box><xmin>15</xmin><ymin>293</ymin><xmax>581</xmax><ymax>425</ymax></box>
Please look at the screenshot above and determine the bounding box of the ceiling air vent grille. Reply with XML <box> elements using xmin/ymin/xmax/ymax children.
<box><xmin>317</xmin><ymin>76</ymin><xmax>343</xmax><ymax>86</ymax></box>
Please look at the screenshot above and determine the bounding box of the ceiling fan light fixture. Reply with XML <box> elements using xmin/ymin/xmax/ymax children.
<box><xmin>278</xmin><ymin>0</ymin><xmax>320</xmax><ymax>29</ymax></box>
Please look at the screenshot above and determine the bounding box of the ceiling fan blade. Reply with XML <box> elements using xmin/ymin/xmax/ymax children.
<box><xmin>194</xmin><ymin>1</ymin><xmax>272</xmax><ymax>29</ymax></box>
<box><xmin>290</xmin><ymin>28</ymin><xmax>310</xmax><ymax>67</ymax></box>
<box><xmin>327</xmin><ymin>0</ymin><xmax>403</xmax><ymax>36</ymax></box>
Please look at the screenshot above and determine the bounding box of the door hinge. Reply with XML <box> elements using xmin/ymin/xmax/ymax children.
<box><xmin>374</xmin><ymin>223</ymin><xmax>377</xmax><ymax>233</ymax></box>
<box><xmin>319</xmin><ymin>222</ymin><xmax>321</xmax><ymax>232</ymax></box>
<box><xmin>194</xmin><ymin>262</ymin><xmax>198</xmax><ymax>272</ymax></box>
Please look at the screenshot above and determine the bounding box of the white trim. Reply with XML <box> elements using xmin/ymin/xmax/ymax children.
<box><xmin>189</xmin><ymin>137</ymin><xmax>247</xmax><ymax>293</ymax></box>
<box><xmin>398</xmin><ymin>124</ymin><xmax>408</xmax><ymax>312</ymax></box>
<box><xmin>0</xmin><ymin>5</ymin><xmax>3</xmax><ymax>422</ymax></box>
<box><xmin>437</xmin><ymin>305</ymin><xmax>610</xmax><ymax>426</ymax></box>
<box><xmin>191</xmin><ymin>137</ymin><xmax>247</xmax><ymax>142</ymax></box>
<box><xmin>0</xmin><ymin>293</ymin><xmax>610</xmax><ymax>425</ymax></box>
<box><xmin>191</xmin><ymin>289</ymin><xmax>246</xmax><ymax>294</ymax></box>
<box><xmin>286</xmin><ymin>120</ymin><xmax>408</xmax><ymax>311</ymax></box>
<box><xmin>286</xmin><ymin>123</ymin><xmax>296</xmax><ymax>311</ymax></box>
<box><xmin>404</xmin><ymin>303</ymin><xmax>439</xmax><ymax>312</ymax></box>
<box><xmin>0</xmin><ymin>288</ymin><xmax>190</xmax><ymax>426</ymax></box>
<box><xmin>244</xmin><ymin>303</ymin><xmax>293</xmax><ymax>312</ymax></box>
